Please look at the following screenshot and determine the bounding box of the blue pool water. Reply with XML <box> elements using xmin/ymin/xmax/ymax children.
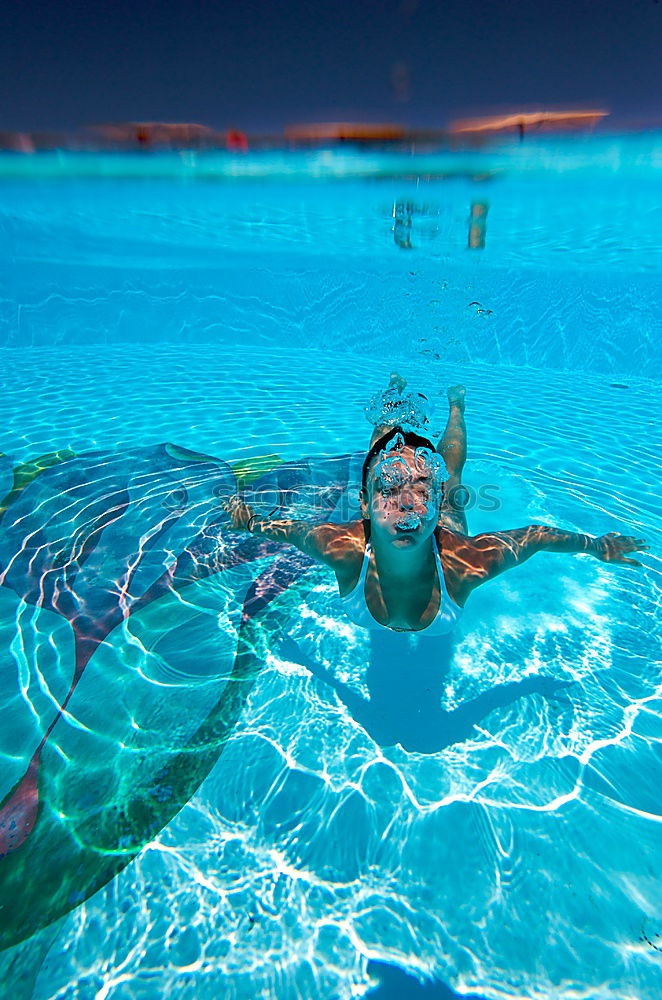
<box><xmin>0</xmin><ymin>134</ymin><xmax>660</xmax><ymax>1000</ymax></box>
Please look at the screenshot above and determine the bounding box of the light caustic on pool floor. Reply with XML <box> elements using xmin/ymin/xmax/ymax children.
<box><xmin>0</xmin><ymin>346</ymin><xmax>660</xmax><ymax>1000</ymax></box>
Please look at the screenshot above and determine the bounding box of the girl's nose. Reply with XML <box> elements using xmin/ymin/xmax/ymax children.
<box><xmin>399</xmin><ymin>486</ymin><xmax>414</xmax><ymax>509</ymax></box>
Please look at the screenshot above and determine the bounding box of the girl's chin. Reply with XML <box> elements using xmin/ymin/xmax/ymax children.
<box><xmin>393</xmin><ymin>532</ymin><xmax>417</xmax><ymax>544</ymax></box>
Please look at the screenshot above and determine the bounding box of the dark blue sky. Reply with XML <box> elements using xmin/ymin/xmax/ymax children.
<box><xmin>2</xmin><ymin>0</ymin><xmax>660</xmax><ymax>133</ymax></box>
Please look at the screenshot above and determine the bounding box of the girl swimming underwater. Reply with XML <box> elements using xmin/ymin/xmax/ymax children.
<box><xmin>224</xmin><ymin>378</ymin><xmax>648</xmax><ymax>634</ymax></box>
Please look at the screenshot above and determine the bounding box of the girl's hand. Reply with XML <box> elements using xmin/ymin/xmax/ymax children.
<box><xmin>592</xmin><ymin>532</ymin><xmax>649</xmax><ymax>566</ymax></box>
<box><xmin>222</xmin><ymin>495</ymin><xmax>254</xmax><ymax>532</ymax></box>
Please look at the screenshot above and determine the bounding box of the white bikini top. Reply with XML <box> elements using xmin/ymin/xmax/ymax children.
<box><xmin>338</xmin><ymin>534</ymin><xmax>463</xmax><ymax>635</ymax></box>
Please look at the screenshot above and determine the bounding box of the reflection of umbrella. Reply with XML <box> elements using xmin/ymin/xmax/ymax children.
<box><xmin>0</xmin><ymin>131</ymin><xmax>35</xmax><ymax>153</ymax></box>
<box><xmin>285</xmin><ymin>121</ymin><xmax>406</xmax><ymax>141</ymax></box>
<box><xmin>87</xmin><ymin>121</ymin><xmax>226</xmax><ymax>148</ymax></box>
<box><xmin>0</xmin><ymin>443</ymin><xmax>353</xmax><ymax>949</ymax></box>
<box><xmin>449</xmin><ymin>109</ymin><xmax>609</xmax><ymax>135</ymax></box>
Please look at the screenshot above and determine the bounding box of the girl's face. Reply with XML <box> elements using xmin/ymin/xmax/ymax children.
<box><xmin>362</xmin><ymin>435</ymin><xmax>445</xmax><ymax>541</ymax></box>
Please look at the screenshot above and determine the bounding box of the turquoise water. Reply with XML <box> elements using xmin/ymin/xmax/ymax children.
<box><xmin>0</xmin><ymin>135</ymin><xmax>661</xmax><ymax>999</ymax></box>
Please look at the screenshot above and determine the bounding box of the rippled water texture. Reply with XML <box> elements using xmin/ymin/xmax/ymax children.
<box><xmin>0</xmin><ymin>138</ymin><xmax>661</xmax><ymax>1000</ymax></box>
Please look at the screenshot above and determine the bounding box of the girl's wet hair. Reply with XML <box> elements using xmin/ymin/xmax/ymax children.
<box><xmin>361</xmin><ymin>426</ymin><xmax>437</xmax><ymax>491</ymax></box>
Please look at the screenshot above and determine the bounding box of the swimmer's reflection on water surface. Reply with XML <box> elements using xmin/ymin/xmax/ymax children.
<box><xmin>224</xmin><ymin>374</ymin><xmax>648</xmax><ymax>750</ymax></box>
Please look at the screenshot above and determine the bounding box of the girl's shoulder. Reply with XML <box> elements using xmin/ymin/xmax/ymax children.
<box><xmin>318</xmin><ymin>519</ymin><xmax>367</xmax><ymax>561</ymax></box>
<box><xmin>315</xmin><ymin>520</ymin><xmax>367</xmax><ymax>590</ymax></box>
<box><xmin>436</xmin><ymin>526</ymin><xmax>507</xmax><ymax>602</ymax></box>
<box><xmin>435</xmin><ymin>525</ymin><xmax>466</xmax><ymax>550</ymax></box>
<box><xmin>436</xmin><ymin>524</ymin><xmax>481</xmax><ymax>573</ymax></box>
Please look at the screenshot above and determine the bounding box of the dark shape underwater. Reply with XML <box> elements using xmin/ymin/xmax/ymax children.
<box><xmin>280</xmin><ymin>628</ymin><xmax>569</xmax><ymax>755</ymax></box>
<box><xmin>0</xmin><ymin>442</ymin><xmax>353</xmax><ymax>950</ymax></box>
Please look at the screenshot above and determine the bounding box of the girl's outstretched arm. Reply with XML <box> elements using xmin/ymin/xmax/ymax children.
<box><xmin>460</xmin><ymin>525</ymin><xmax>649</xmax><ymax>594</ymax></box>
<box><xmin>222</xmin><ymin>495</ymin><xmax>353</xmax><ymax>569</ymax></box>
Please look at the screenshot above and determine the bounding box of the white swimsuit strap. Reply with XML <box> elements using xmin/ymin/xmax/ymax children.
<box><xmin>339</xmin><ymin>533</ymin><xmax>462</xmax><ymax>634</ymax></box>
